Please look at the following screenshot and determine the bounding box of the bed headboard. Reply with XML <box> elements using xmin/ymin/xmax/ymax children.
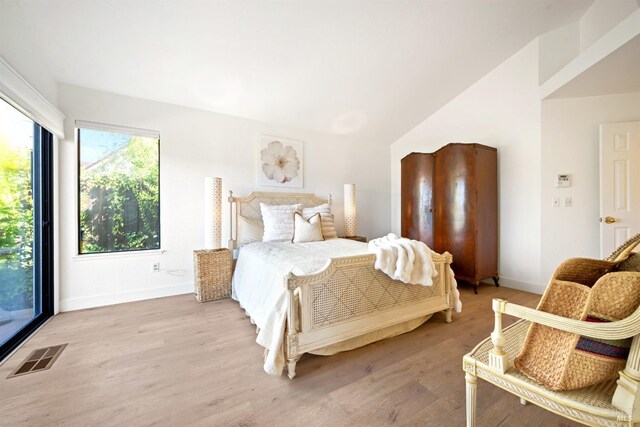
<box><xmin>227</xmin><ymin>191</ymin><xmax>331</xmax><ymax>249</ymax></box>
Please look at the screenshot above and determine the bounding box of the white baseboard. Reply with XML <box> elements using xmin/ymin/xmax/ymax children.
<box><xmin>482</xmin><ymin>277</ymin><xmax>546</xmax><ymax>295</ymax></box>
<box><xmin>59</xmin><ymin>282</ymin><xmax>194</xmax><ymax>312</ymax></box>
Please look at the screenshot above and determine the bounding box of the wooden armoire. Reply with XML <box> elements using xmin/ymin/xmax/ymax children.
<box><xmin>401</xmin><ymin>143</ymin><xmax>498</xmax><ymax>293</ymax></box>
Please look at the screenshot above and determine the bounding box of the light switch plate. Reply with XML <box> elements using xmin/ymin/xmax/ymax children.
<box><xmin>564</xmin><ymin>197</ymin><xmax>572</xmax><ymax>207</ymax></box>
<box><xmin>552</xmin><ymin>197</ymin><xmax>560</xmax><ymax>207</ymax></box>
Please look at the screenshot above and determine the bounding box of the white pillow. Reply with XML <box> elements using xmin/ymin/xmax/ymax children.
<box><xmin>292</xmin><ymin>212</ymin><xmax>324</xmax><ymax>243</ymax></box>
<box><xmin>237</xmin><ymin>215</ymin><xmax>264</xmax><ymax>245</ymax></box>
<box><xmin>302</xmin><ymin>203</ymin><xmax>337</xmax><ymax>239</ymax></box>
<box><xmin>260</xmin><ymin>203</ymin><xmax>302</xmax><ymax>242</ymax></box>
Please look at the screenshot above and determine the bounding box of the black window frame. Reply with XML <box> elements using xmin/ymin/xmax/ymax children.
<box><xmin>0</xmin><ymin>124</ymin><xmax>54</xmax><ymax>361</ymax></box>
<box><xmin>76</xmin><ymin>127</ymin><xmax>161</xmax><ymax>255</ymax></box>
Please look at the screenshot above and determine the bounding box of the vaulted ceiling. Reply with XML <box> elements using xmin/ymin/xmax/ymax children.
<box><xmin>19</xmin><ymin>0</ymin><xmax>592</xmax><ymax>143</ymax></box>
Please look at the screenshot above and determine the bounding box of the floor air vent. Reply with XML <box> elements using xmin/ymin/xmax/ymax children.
<box><xmin>7</xmin><ymin>344</ymin><xmax>67</xmax><ymax>378</ymax></box>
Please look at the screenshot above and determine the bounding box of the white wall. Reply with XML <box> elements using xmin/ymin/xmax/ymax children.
<box><xmin>540</xmin><ymin>92</ymin><xmax>640</xmax><ymax>281</ymax></box>
<box><xmin>390</xmin><ymin>40</ymin><xmax>543</xmax><ymax>293</ymax></box>
<box><xmin>0</xmin><ymin>0</ymin><xmax>57</xmax><ymax>105</ymax></box>
<box><xmin>57</xmin><ymin>84</ymin><xmax>390</xmax><ymax>311</ymax></box>
<box><xmin>579</xmin><ymin>0</ymin><xmax>639</xmax><ymax>52</ymax></box>
<box><xmin>539</xmin><ymin>21</ymin><xmax>580</xmax><ymax>84</ymax></box>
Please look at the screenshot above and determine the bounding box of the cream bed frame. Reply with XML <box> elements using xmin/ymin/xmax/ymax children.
<box><xmin>228</xmin><ymin>191</ymin><xmax>454</xmax><ymax>379</ymax></box>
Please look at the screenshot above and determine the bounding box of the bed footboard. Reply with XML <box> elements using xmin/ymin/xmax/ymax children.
<box><xmin>283</xmin><ymin>252</ymin><xmax>453</xmax><ymax>378</ymax></box>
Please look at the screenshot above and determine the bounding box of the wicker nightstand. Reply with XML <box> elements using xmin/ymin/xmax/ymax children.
<box><xmin>193</xmin><ymin>248</ymin><xmax>232</xmax><ymax>302</ymax></box>
<box><xmin>340</xmin><ymin>236</ymin><xmax>367</xmax><ymax>243</ymax></box>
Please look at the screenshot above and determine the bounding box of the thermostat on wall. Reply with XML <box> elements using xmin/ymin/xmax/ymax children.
<box><xmin>556</xmin><ymin>174</ymin><xmax>571</xmax><ymax>188</ymax></box>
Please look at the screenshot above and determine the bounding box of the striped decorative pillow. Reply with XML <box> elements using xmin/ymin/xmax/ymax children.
<box><xmin>302</xmin><ymin>203</ymin><xmax>337</xmax><ymax>239</ymax></box>
<box><xmin>575</xmin><ymin>316</ymin><xmax>632</xmax><ymax>360</ymax></box>
<box><xmin>292</xmin><ymin>212</ymin><xmax>324</xmax><ymax>243</ymax></box>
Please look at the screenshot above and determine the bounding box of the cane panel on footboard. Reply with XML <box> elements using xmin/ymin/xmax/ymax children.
<box><xmin>306</xmin><ymin>256</ymin><xmax>445</xmax><ymax>330</ymax></box>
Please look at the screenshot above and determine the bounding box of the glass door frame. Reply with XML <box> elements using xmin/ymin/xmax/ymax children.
<box><xmin>0</xmin><ymin>124</ymin><xmax>54</xmax><ymax>361</ymax></box>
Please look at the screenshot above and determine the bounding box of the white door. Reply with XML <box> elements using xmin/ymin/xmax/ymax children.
<box><xmin>600</xmin><ymin>121</ymin><xmax>640</xmax><ymax>257</ymax></box>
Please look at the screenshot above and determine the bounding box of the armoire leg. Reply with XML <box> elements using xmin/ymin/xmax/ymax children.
<box><xmin>473</xmin><ymin>282</ymin><xmax>479</xmax><ymax>294</ymax></box>
<box><xmin>493</xmin><ymin>276</ymin><xmax>500</xmax><ymax>287</ymax></box>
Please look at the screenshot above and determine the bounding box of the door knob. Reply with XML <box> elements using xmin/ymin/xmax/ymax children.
<box><xmin>603</xmin><ymin>216</ymin><xmax>617</xmax><ymax>224</ymax></box>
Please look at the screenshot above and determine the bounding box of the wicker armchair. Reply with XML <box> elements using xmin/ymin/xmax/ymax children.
<box><xmin>463</xmin><ymin>236</ymin><xmax>640</xmax><ymax>426</ymax></box>
<box><xmin>463</xmin><ymin>296</ymin><xmax>640</xmax><ymax>426</ymax></box>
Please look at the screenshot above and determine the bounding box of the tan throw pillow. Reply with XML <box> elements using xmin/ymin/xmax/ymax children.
<box><xmin>292</xmin><ymin>212</ymin><xmax>324</xmax><ymax>243</ymax></box>
<box><xmin>302</xmin><ymin>203</ymin><xmax>337</xmax><ymax>239</ymax></box>
<box><xmin>237</xmin><ymin>215</ymin><xmax>264</xmax><ymax>246</ymax></box>
<box><xmin>260</xmin><ymin>203</ymin><xmax>302</xmax><ymax>242</ymax></box>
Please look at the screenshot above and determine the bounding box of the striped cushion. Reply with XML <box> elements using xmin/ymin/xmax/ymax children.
<box><xmin>576</xmin><ymin>316</ymin><xmax>632</xmax><ymax>360</ymax></box>
<box><xmin>302</xmin><ymin>203</ymin><xmax>337</xmax><ymax>239</ymax></box>
<box><xmin>292</xmin><ymin>212</ymin><xmax>324</xmax><ymax>243</ymax></box>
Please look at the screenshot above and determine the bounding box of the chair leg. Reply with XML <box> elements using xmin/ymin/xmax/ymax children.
<box><xmin>466</xmin><ymin>372</ymin><xmax>477</xmax><ymax>427</ymax></box>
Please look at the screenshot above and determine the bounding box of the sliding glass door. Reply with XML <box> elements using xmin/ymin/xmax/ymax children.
<box><xmin>0</xmin><ymin>98</ymin><xmax>53</xmax><ymax>361</ymax></box>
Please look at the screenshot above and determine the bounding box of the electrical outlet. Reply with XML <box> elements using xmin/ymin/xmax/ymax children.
<box><xmin>564</xmin><ymin>196</ymin><xmax>572</xmax><ymax>207</ymax></box>
<box><xmin>552</xmin><ymin>197</ymin><xmax>560</xmax><ymax>207</ymax></box>
<box><xmin>153</xmin><ymin>262</ymin><xmax>160</xmax><ymax>272</ymax></box>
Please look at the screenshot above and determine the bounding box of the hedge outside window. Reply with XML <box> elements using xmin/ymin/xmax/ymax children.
<box><xmin>78</xmin><ymin>126</ymin><xmax>160</xmax><ymax>254</ymax></box>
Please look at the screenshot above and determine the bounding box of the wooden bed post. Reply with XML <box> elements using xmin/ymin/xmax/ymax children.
<box><xmin>445</xmin><ymin>308</ymin><xmax>453</xmax><ymax>323</ymax></box>
<box><xmin>227</xmin><ymin>190</ymin><xmax>235</xmax><ymax>250</ymax></box>
<box><xmin>284</xmin><ymin>274</ymin><xmax>300</xmax><ymax>379</ymax></box>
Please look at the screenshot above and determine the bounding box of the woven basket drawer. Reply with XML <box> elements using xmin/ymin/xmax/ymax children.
<box><xmin>193</xmin><ymin>248</ymin><xmax>232</xmax><ymax>302</ymax></box>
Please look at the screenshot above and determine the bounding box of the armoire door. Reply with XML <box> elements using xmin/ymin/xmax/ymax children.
<box><xmin>401</xmin><ymin>153</ymin><xmax>434</xmax><ymax>247</ymax></box>
<box><xmin>433</xmin><ymin>144</ymin><xmax>477</xmax><ymax>281</ymax></box>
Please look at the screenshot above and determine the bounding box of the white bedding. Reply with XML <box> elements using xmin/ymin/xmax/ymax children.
<box><xmin>232</xmin><ymin>238</ymin><xmax>369</xmax><ymax>376</ymax></box>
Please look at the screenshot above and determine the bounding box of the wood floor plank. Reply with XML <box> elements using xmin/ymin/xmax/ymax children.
<box><xmin>0</xmin><ymin>285</ymin><xmax>583</xmax><ymax>426</ymax></box>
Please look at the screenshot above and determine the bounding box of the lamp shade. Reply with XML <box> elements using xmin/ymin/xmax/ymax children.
<box><xmin>204</xmin><ymin>177</ymin><xmax>223</xmax><ymax>249</ymax></box>
<box><xmin>344</xmin><ymin>184</ymin><xmax>357</xmax><ymax>237</ymax></box>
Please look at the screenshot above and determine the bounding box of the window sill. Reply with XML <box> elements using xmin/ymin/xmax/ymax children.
<box><xmin>72</xmin><ymin>249</ymin><xmax>166</xmax><ymax>261</ymax></box>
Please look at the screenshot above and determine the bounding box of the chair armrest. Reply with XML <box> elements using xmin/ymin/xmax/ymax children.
<box><xmin>493</xmin><ymin>298</ymin><xmax>640</xmax><ymax>340</ymax></box>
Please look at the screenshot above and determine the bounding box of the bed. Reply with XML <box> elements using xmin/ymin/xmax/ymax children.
<box><xmin>228</xmin><ymin>191</ymin><xmax>458</xmax><ymax>378</ymax></box>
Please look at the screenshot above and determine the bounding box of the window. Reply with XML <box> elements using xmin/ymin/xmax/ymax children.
<box><xmin>77</xmin><ymin>123</ymin><xmax>160</xmax><ymax>254</ymax></box>
<box><xmin>0</xmin><ymin>97</ymin><xmax>54</xmax><ymax>360</ymax></box>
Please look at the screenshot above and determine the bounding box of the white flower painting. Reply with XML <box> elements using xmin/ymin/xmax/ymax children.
<box><xmin>258</xmin><ymin>135</ymin><xmax>303</xmax><ymax>188</ymax></box>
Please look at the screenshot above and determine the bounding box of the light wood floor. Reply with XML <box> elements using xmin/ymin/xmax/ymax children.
<box><xmin>0</xmin><ymin>283</ymin><xmax>580</xmax><ymax>426</ymax></box>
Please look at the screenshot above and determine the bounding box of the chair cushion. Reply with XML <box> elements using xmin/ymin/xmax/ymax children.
<box><xmin>618</xmin><ymin>252</ymin><xmax>640</xmax><ymax>272</ymax></box>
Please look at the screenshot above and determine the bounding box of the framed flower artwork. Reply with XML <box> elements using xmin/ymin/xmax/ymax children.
<box><xmin>257</xmin><ymin>135</ymin><xmax>303</xmax><ymax>188</ymax></box>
